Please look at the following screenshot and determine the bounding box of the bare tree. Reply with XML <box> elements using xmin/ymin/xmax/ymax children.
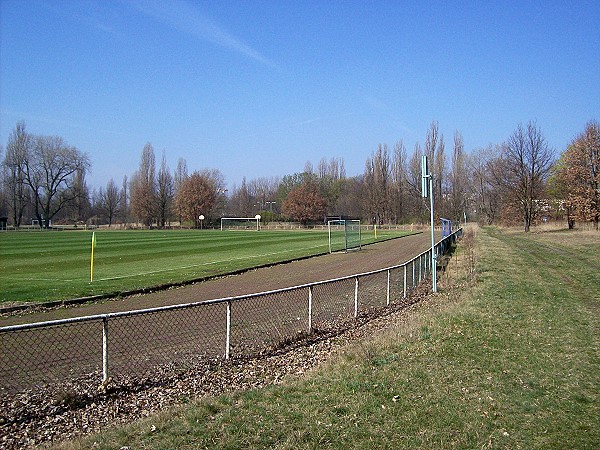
<box><xmin>406</xmin><ymin>142</ymin><xmax>426</xmax><ymax>221</ymax></box>
<box><xmin>390</xmin><ymin>140</ymin><xmax>408</xmax><ymax>223</ymax></box>
<box><xmin>3</xmin><ymin>122</ymin><xmax>31</xmax><ymax>227</ymax></box>
<box><xmin>424</xmin><ymin>121</ymin><xmax>447</xmax><ymax>218</ymax></box>
<box><xmin>229</xmin><ymin>177</ymin><xmax>254</xmax><ymax>216</ymax></box>
<box><xmin>364</xmin><ymin>144</ymin><xmax>391</xmax><ymax>224</ymax></box>
<box><xmin>330</xmin><ymin>157</ymin><xmax>346</xmax><ymax>180</ymax></box>
<box><xmin>67</xmin><ymin>167</ymin><xmax>91</xmax><ymax>223</ymax></box>
<box><xmin>173</xmin><ymin>158</ymin><xmax>188</xmax><ymax>225</ymax></box>
<box><xmin>434</xmin><ymin>134</ymin><xmax>447</xmax><ymax>216</ymax></box>
<box><xmin>201</xmin><ymin>168</ymin><xmax>227</xmax><ymax>219</ymax></box>
<box><xmin>20</xmin><ymin>135</ymin><xmax>90</xmax><ymax>228</ymax></box>
<box><xmin>120</xmin><ymin>175</ymin><xmax>128</xmax><ymax>224</ymax></box>
<box><xmin>251</xmin><ymin>176</ymin><xmax>280</xmax><ymax>213</ymax></box>
<box><xmin>174</xmin><ymin>158</ymin><xmax>188</xmax><ymax>193</ymax></box>
<box><xmin>130</xmin><ymin>143</ymin><xmax>157</xmax><ymax>227</ymax></box>
<box><xmin>317</xmin><ymin>157</ymin><xmax>328</xmax><ymax>179</ymax></box>
<box><xmin>99</xmin><ymin>178</ymin><xmax>121</xmax><ymax>226</ymax></box>
<box><xmin>449</xmin><ymin>131</ymin><xmax>468</xmax><ymax>222</ymax></box>
<box><xmin>494</xmin><ymin>122</ymin><xmax>554</xmax><ymax>231</ymax></box>
<box><xmin>335</xmin><ymin>176</ymin><xmax>364</xmax><ymax>219</ymax></box>
<box><xmin>469</xmin><ymin>145</ymin><xmax>502</xmax><ymax>225</ymax></box>
<box><xmin>424</xmin><ymin>121</ymin><xmax>439</xmax><ymax>167</ymax></box>
<box><xmin>304</xmin><ymin>160</ymin><xmax>314</xmax><ymax>175</ymax></box>
<box><xmin>157</xmin><ymin>152</ymin><xmax>174</xmax><ymax>227</ymax></box>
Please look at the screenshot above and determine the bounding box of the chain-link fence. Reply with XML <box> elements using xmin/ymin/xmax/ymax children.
<box><xmin>0</xmin><ymin>229</ymin><xmax>462</xmax><ymax>395</ymax></box>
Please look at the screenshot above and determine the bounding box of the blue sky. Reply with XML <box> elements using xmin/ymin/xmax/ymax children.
<box><xmin>1</xmin><ymin>0</ymin><xmax>599</xmax><ymax>190</ymax></box>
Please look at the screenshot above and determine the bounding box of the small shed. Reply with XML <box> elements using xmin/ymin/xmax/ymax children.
<box><xmin>0</xmin><ymin>217</ymin><xmax>8</xmax><ymax>231</ymax></box>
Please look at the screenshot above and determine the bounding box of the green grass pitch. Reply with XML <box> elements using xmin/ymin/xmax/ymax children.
<box><xmin>0</xmin><ymin>228</ymin><xmax>410</xmax><ymax>304</ymax></box>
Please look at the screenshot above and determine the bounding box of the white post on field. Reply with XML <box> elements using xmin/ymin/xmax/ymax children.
<box><xmin>255</xmin><ymin>214</ymin><xmax>261</xmax><ymax>231</ymax></box>
<box><xmin>422</xmin><ymin>155</ymin><xmax>437</xmax><ymax>293</ymax></box>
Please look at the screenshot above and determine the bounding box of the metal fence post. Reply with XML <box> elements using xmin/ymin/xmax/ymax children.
<box><xmin>428</xmin><ymin>249</ymin><xmax>432</xmax><ymax>274</ymax></box>
<box><xmin>102</xmin><ymin>317</ymin><xmax>109</xmax><ymax>382</ymax></box>
<box><xmin>386</xmin><ymin>269</ymin><xmax>390</xmax><ymax>306</ymax></box>
<box><xmin>225</xmin><ymin>300</ymin><xmax>231</xmax><ymax>359</ymax></box>
<box><xmin>354</xmin><ymin>276</ymin><xmax>359</xmax><ymax>318</ymax></box>
<box><xmin>412</xmin><ymin>259</ymin><xmax>416</xmax><ymax>289</ymax></box>
<box><xmin>403</xmin><ymin>264</ymin><xmax>407</xmax><ymax>299</ymax></box>
<box><xmin>308</xmin><ymin>286</ymin><xmax>313</xmax><ymax>332</ymax></box>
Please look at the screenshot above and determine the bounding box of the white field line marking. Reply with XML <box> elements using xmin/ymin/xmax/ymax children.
<box><xmin>9</xmin><ymin>243</ymin><xmax>329</xmax><ymax>283</ymax></box>
<box><xmin>8</xmin><ymin>231</ymin><xmax>396</xmax><ymax>284</ymax></box>
<box><xmin>97</xmin><ymin>243</ymin><xmax>329</xmax><ymax>281</ymax></box>
<box><xmin>10</xmin><ymin>232</ymin><xmax>389</xmax><ymax>284</ymax></box>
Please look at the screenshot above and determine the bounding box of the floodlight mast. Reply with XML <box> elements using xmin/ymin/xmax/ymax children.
<box><xmin>421</xmin><ymin>155</ymin><xmax>437</xmax><ymax>293</ymax></box>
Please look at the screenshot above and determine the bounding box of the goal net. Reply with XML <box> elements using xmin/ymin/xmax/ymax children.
<box><xmin>328</xmin><ymin>219</ymin><xmax>361</xmax><ymax>253</ymax></box>
<box><xmin>221</xmin><ymin>217</ymin><xmax>261</xmax><ymax>231</ymax></box>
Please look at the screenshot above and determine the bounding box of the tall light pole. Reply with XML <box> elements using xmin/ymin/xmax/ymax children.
<box><xmin>422</xmin><ymin>155</ymin><xmax>437</xmax><ymax>293</ymax></box>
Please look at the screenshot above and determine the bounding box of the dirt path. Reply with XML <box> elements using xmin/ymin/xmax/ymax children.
<box><xmin>1</xmin><ymin>232</ymin><xmax>436</xmax><ymax>327</ymax></box>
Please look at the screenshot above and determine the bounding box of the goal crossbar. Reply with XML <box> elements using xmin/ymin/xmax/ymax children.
<box><xmin>221</xmin><ymin>217</ymin><xmax>261</xmax><ymax>231</ymax></box>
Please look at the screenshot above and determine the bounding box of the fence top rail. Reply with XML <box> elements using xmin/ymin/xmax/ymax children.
<box><xmin>0</xmin><ymin>228</ymin><xmax>462</xmax><ymax>333</ymax></box>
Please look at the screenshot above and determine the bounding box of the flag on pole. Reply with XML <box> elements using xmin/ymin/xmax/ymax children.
<box><xmin>90</xmin><ymin>232</ymin><xmax>96</xmax><ymax>282</ymax></box>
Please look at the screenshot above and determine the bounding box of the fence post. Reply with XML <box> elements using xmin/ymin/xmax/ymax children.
<box><xmin>386</xmin><ymin>269</ymin><xmax>390</xmax><ymax>306</ymax></box>
<box><xmin>354</xmin><ymin>277</ymin><xmax>359</xmax><ymax>318</ymax></box>
<box><xmin>308</xmin><ymin>286</ymin><xmax>313</xmax><ymax>332</ymax></box>
<box><xmin>403</xmin><ymin>264</ymin><xmax>407</xmax><ymax>299</ymax></box>
<box><xmin>102</xmin><ymin>317</ymin><xmax>109</xmax><ymax>382</ymax></box>
<box><xmin>428</xmin><ymin>249</ymin><xmax>432</xmax><ymax>274</ymax></box>
<box><xmin>412</xmin><ymin>259</ymin><xmax>416</xmax><ymax>289</ymax></box>
<box><xmin>225</xmin><ymin>300</ymin><xmax>231</xmax><ymax>359</ymax></box>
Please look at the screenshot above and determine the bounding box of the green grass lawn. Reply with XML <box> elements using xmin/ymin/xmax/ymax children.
<box><xmin>0</xmin><ymin>228</ymin><xmax>408</xmax><ymax>304</ymax></box>
<box><xmin>58</xmin><ymin>226</ymin><xmax>600</xmax><ymax>449</ymax></box>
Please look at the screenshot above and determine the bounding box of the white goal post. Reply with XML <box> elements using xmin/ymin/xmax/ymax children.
<box><xmin>328</xmin><ymin>219</ymin><xmax>361</xmax><ymax>253</ymax></box>
<box><xmin>221</xmin><ymin>215</ymin><xmax>261</xmax><ymax>231</ymax></box>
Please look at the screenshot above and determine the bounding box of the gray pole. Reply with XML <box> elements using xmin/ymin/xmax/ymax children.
<box><xmin>429</xmin><ymin>176</ymin><xmax>437</xmax><ymax>293</ymax></box>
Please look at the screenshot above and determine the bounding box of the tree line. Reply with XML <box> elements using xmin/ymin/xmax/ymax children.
<box><xmin>1</xmin><ymin>119</ymin><xmax>598</xmax><ymax>231</ymax></box>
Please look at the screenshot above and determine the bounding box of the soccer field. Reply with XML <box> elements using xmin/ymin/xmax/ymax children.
<box><xmin>0</xmin><ymin>228</ymin><xmax>411</xmax><ymax>304</ymax></box>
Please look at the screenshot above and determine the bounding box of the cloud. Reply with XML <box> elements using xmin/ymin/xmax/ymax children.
<box><xmin>131</xmin><ymin>0</ymin><xmax>278</xmax><ymax>69</ymax></box>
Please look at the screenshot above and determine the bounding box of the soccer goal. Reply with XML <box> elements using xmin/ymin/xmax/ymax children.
<box><xmin>221</xmin><ymin>216</ymin><xmax>261</xmax><ymax>231</ymax></box>
<box><xmin>328</xmin><ymin>219</ymin><xmax>361</xmax><ymax>253</ymax></box>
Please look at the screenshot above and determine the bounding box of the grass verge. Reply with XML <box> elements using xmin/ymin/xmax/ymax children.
<box><xmin>56</xmin><ymin>226</ymin><xmax>600</xmax><ymax>449</ymax></box>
